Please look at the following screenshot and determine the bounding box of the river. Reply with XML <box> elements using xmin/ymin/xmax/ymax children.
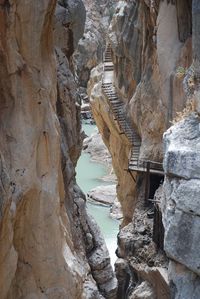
<box><xmin>76</xmin><ymin>122</ymin><xmax>119</xmax><ymax>267</ymax></box>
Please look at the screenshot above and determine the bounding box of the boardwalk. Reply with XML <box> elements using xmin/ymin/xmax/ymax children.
<box><xmin>102</xmin><ymin>45</ymin><xmax>163</xmax><ymax>175</ymax></box>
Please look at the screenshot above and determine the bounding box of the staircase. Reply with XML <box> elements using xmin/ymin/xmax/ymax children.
<box><xmin>102</xmin><ymin>45</ymin><xmax>163</xmax><ymax>175</ymax></box>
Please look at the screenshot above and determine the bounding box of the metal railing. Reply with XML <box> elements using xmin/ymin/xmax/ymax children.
<box><xmin>102</xmin><ymin>45</ymin><xmax>163</xmax><ymax>174</ymax></box>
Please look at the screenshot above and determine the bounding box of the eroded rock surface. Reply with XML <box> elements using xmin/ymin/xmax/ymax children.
<box><xmin>0</xmin><ymin>1</ymin><xmax>117</xmax><ymax>298</ymax></box>
<box><xmin>87</xmin><ymin>0</ymin><xmax>198</xmax><ymax>298</ymax></box>
<box><xmin>88</xmin><ymin>1</ymin><xmax>193</xmax><ymax>228</ymax></box>
<box><xmin>74</xmin><ymin>0</ymin><xmax>117</xmax><ymax>90</ymax></box>
<box><xmin>162</xmin><ymin>114</ymin><xmax>200</xmax><ymax>298</ymax></box>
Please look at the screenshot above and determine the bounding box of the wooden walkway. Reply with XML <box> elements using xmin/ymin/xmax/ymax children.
<box><xmin>102</xmin><ymin>45</ymin><xmax>163</xmax><ymax>175</ymax></box>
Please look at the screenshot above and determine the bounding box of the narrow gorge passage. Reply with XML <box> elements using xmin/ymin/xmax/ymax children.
<box><xmin>76</xmin><ymin>121</ymin><xmax>119</xmax><ymax>267</ymax></box>
<box><xmin>0</xmin><ymin>0</ymin><xmax>200</xmax><ymax>298</ymax></box>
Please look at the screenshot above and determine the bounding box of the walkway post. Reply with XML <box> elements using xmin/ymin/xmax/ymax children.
<box><xmin>144</xmin><ymin>161</ymin><xmax>150</xmax><ymax>206</ymax></box>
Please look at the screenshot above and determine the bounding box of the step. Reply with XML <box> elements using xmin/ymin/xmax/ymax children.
<box><xmin>131</xmin><ymin>150</ymin><xmax>140</xmax><ymax>154</ymax></box>
<box><xmin>103</xmin><ymin>91</ymin><xmax>115</xmax><ymax>94</ymax></box>
<box><xmin>129</xmin><ymin>163</ymin><xmax>140</xmax><ymax>167</ymax></box>
<box><xmin>110</xmin><ymin>99</ymin><xmax>121</xmax><ymax>107</ymax></box>
<box><xmin>112</xmin><ymin>103</ymin><xmax>123</xmax><ymax>107</ymax></box>
<box><xmin>103</xmin><ymin>87</ymin><xmax>113</xmax><ymax>91</ymax></box>
<box><xmin>131</xmin><ymin>147</ymin><xmax>140</xmax><ymax>158</ymax></box>
<box><xmin>129</xmin><ymin>160</ymin><xmax>139</xmax><ymax>163</ymax></box>
<box><xmin>110</xmin><ymin>100</ymin><xmax>121</xmax><ymax>104</ymax></box>
<box><xmin>110</xmin><ymin>99</ymin><xmax>121</xmax><ymax>103</ymax></box>
<box><xmin>110</xmin><ymin>99</ymin><xmax>119</xmax><ymax>103</ymax></box>
<box><xmin>106</xmin><ymin>95</ymin><xmax>118</xmax><ymax>99</ymax></box>
<box><xmin>112</xmin><ymin>106</ymin><xmax>123</xmax><ymax>110</ymax></box>
<box><xmin>102</xmin><ymin>84</ymin><xmax>113</xmax><ymax>87</ymax></box>
<box><xmin>129</xmin><ymin>162</ymin><xmax>139</xmax><ymax>166</ymax></box>
<box><xmin>130</xmin><ymin>157</ymin><xmax>140</xmax><ymax>161</ymax></box>
<box><xmin>104</xmin><ymin>90</ymin><xmax>116</xmax><ymax>94</ymax></box>
<box><xmin>102</xmin><ymin>83</ymin><xmax>113</xmax><ymax>86</ymax></box>
<box><xmin>112</xmin><ymin>104</ymin><xmax>123</xmax><ymax>109</ymax></box>
<box><xmin>103</xmin><ymin>86</ymin><xmax>115</xmax><ymax>90</ymax></box>
<box><xmin>106</xmin><ymin>94</ymin><xmax>118</xmax><ymax>98</ymax></box>
<box><xmin>103</xmin><ymin>88</ymin><xmax>114</xmax><ymax>92</ymax></box>
<box><xmin>104</xmin><ymin>89</ymin><xmax>116</xmax><ymax>93</ymax></box>
<box><xmin>112</xmin><ymin>109</ymin><xmax>123</xmax><ymax>113</ymax></box>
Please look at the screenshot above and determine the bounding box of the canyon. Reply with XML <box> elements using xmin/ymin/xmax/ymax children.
<box><xmin>0</xmin><ymin>0</ymin><xmax>200</xmax><ymax>299</ymax></box>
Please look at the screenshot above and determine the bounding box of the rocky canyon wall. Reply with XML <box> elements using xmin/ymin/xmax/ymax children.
<box><xmin>89</xmin><ymin>0</ymin><xmax>193</xmax><ymax>223</ymax></box>
<box><xmin>88</xmin><ymin>0</ymin><xmax>200</xmax><ymax>298</ymax></box>
<box><xmin>74</xmin><ymin>0</ymin><xmax>117</xmax><ymax>93</ymax></box>
<box><xmin>163</xmin><ymin>115</ymin><xmax>200</xmax><ymax>299</ymax></box>
<box><xmin>0</xmin><ymin>1</ymin><xmax>116</xmax><ymax>298</ymax></box>
<box><xmin>161</xmin><ymin>1</ymin><xmax>200</xmax><ymax>297</ymax></box>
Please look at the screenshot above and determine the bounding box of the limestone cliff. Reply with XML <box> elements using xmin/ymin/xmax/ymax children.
<box><xmin>89</xmin><ymin>0</ymin><xmax>192</xmax><ymax>223</ymax></box>
<box><xmin>74</xmin><ymin>0</ymin><xmax>117</xmax><ymax>93</ymax></box>
<box><xmin>163</xmin><ymin>115</ymin><xmax>200</xmax><ymax>299</ymax></box>
<box><xmin>0</xmin><ymin>1</ymin><xmax>117</xmax><ymax>298</ymax></box>
<box><xmin>88</xmin><ymin>0</ymin><xmax>200</xmax><ymax>298</ymax></box>
<box><xmin>161</xmin><ymin>2</ymin><xmax>200</xmax><ymax>297</ymax></box>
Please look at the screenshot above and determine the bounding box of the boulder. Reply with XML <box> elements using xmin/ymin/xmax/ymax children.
<box><xmin>87</xmin><ymin>185</ymin><xmax>117</xmax><ymax>205</ymax></box>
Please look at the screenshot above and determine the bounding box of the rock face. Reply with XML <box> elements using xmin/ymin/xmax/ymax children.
<box><xmin>89</xmin><ymin>0</ymin><xmax>193</xmax><ymax>225</ymax></box>
<box><xmin>162</xmin><ymin>114</ymin><xmax>200</xmax><ymax>298</ymax></box>
<box><xmin>88</xmin><ymin>185</ymin><xmax>117</xmax><ymax>205</ymax></box>
<box><xmin>74</xmin><ymin>0</ymin><xmax>117</xmax><ymax>90</ymax></box>
<box><xmin>0</xmin><ymin>1</ymin><xmax>117</xmax><ymax>298</ymax></box>
<box><xmin>87</xmin><ymin>0</ymin><xmax>199</xmax><ymax>298</ymax></box>
<box><xmin>83</xmin><ymin>129</ymin><xmax>112</xmax><ymax>166</ymax></box>
<box><xmin>88</xmin><ymin>64</ymin><xmax>136</xmax><ymax>225</ymax></box>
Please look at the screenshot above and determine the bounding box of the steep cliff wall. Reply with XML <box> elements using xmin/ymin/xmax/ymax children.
<box><xmin>88</xmin><ymin>65</ymin><xmax>137</xmax><ymax>225</ymax></box>
<box><xmin>88</xmin><ymin>0</ymin><xmax>200</xmax><ymax>298</ymax></box>
<box><xmin>0</xmin><ymin>1</ymin><xmax>116</xmax><ymax>298</ymax></box>
<box><xmin>161</xmin><ymin>2</ymin><xmax>200</xmax><ymax>297</ymax></box>
<box><xmin>163</xmin><ymin>115</ymin><xmax>200</xmax><ymax>299</ymax></box>
<box><xmin>89</xmin><ymin>0</ymin><xmax>192</xmax><ymax>224</ymax></box>
<box><xmin>74</xmin><ymin>0</ymin><xmax>117</xmax><ymax>91</ymax></box>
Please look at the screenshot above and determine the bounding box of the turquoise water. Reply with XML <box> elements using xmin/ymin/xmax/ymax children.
<box><xmin>76</xmin><ymin>123</ymin><xmax>119</xmax><ymax>267</ymax></box>
<box><xmin>83</xmin><ymin>121</ymin><xmax>97</xmax><ymax>136</ymax></box>
<box><xmin>76</xmin><ymin>152</ymin><xmax>111</xmax><ymax>194</ymax></box>
<box><xmin>87</xmin><ymin>203</ymin><xmax>119</xmax><ymax>267</ymax></box>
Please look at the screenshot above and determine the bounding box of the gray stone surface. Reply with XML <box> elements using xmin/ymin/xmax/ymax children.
<box><xmin>130</xmin><ymin>282</ymin><xmax>156</xmax><ymax>299</ymax></box>
<box><xmin>87</xmin><ymin>216</ymin><xmax>118</xmax><ymax>298</ymax></box>
<box><xmin>163</xmin><ymin>114</ymin><xmax>200</xmax><ymax>179</ymax></box>
<box><xmin>163</xmin><ymin>114</ymin><xmax>200</xmax><ymax>298</ymax></box>
<box><xmin>83</xmin><ymin>130</ymin><xmax>112</xmax><ymax>166</ymax></box>
<box><xmin>87</xmin><ymin>185</ymin><xmax>116</xmax><ymax>205</ymax></box>
<box><xmin>168</xmin><ymin>261</ymin><xmax>200</xmax><ymax>299</ymax></box>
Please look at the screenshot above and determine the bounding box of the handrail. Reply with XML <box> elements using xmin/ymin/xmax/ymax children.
<box><xmin>102</xmin><ymin>44</ymin><xmax>163</xmax><ymax>174</ymax></box>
